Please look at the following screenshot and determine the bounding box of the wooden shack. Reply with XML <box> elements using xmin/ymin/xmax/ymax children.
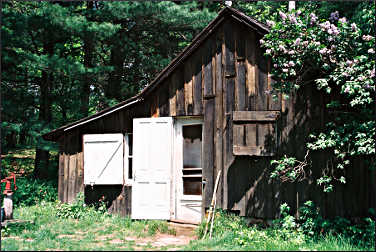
<box><xmin>43</xmin><ymin>7</ymin><xmax>375</xmax><ymax>223</ymax></box>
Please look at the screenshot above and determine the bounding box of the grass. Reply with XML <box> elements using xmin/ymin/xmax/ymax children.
<box><xmin>1</xmin><ymin>201</ymin><xmax>178</xmax><ymax>251</ymax></box>
<box><xmin>2</xmin><ymin>203</ymin><xmax>373</xmax><ymax>251</ymax></box>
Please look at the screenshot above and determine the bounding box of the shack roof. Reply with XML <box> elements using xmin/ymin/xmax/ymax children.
<box><xmin>43</xmin><ymin>6</ymin><xmax>269</xmax><ymax>141</ymax></box>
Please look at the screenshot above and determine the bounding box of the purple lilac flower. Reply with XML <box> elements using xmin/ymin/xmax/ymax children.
<box><xmin>351</xmin><ymin>23</ymin><xmax>357</xmax><ymax>31</ymax></box>
<box><xmin>288</xmin><ymin>61</ymin><xmax>295</xmax><ymax>67</ymax></box>
<box><xmin>279</xmin><ymin>44</ymin><xmax>286</xmax><ymax>51</ymax></box>
<box><xmin>288</xmin><ymin>14</ymin><xmax>297</xmax><ymax>24</ymax></box>
<box><xmin>319</xmin><ymin>21</ymin><xmax>331</xmax><ymax>30</ymax></box>
<box><xmin>327</xmin><ymin>36</ymin><xmax>334</xmax><ymax>42</ymax></box>
<box><xmin>279</xmin><ymin>11</ymin><xmax>287</xmax><ymax>20</ymax></box>
<box><xmin>368</xmin><ymin>48</ymin><xmax>375</xmax><ymax>54</ymax></box>
<box><xmin>338</xmin><ymin>17</ymin><xmax>347</xmax><ymax>23</ymax></box>
<box><xmin>319</xmin><ymin>48</ymin><xmax>327</xmax><ymax>55</ymax></box>
<box><xmin>294</xmin><ymin>38</ymin><xmax>301</xmax><ymax>46</ymax></box>
<box><xmin>273</xmin><ymin>64</ymin><xmax>278</xmax><ymax>68</ymax></box>
<box><xmin>346</xmin><ymin>60</ymin><xmax>353</xmax><ymax>66</ymax></box>
<box><xmin>296</xmin><ymin>10</ymin><xmax>301</xmax><ymax>16</ymax></box>
<box><xmin>329</xmin><ymin>11</ymin><xmax>339</xmax><ymax>22</ymax></box>
<box><xmin>288</xmin><ymin>50</ymin><xmax>294</xmax><ymax>55</ymax></box>
<box><xmin>362</xmin><ymin>35</ymin><xmax>373</xmax><ymax>41</ymax></box>
<box><xmin>330</xmin><ymin>25</ymin><xmax>340</xmax><ymax>36</ymax></box>
<box><xmin>282</xmin><ymin>68</ymin><xmax>289</xmax><ymax>73</ymax></box>
<box><xmin>266</xmin><ymin>20</ymin><xmax>275</xmax><ymax>27</ymax></box>
<box><xmin>358</xmin><ymin>76</ymin><xmax>365</xmax><ymax>81</ymax></box>
<box><xmin>264</xmin><ymin>90</ymin><xmax>272</xmax><ymax>95</ymax></box>
<box><xmin>344</xmin><ymin>87</ymin><xmax>350</xmax><ymax>93</ymax></box>
<box><xmin>310</xmin><ymin>13</ymin><xmax>318</xmax><ymax>25</ymax></box>
<box><xmin>371</xmin><ymin>68</ymin><xmax>375</xmax><ymax>78</ymax></box>
<box><xmin>266</xmin><ymin>49</ymin><xmax>272</xmax><ymax>54</ymax></box>
<box><xmin>260</xmin><ymin>39</ymin><xmax>265</xmax><ymax>45</ymax></box>
<box><xmin>302</xmin><ymin>41</ymin><xmax>309</xmax><ymax>47</ymax></box>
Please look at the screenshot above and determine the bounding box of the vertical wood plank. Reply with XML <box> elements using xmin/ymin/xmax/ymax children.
<box><xmin>193</xmin><ymin>50</ymin><xmax>203</xmax><ymax>115</ymax></box>
<box><xmin>235</xmin><ymin>24</ymin><xmax>246</xmax><ymax>111</ymax></box>
<box><xmin>158</xmin><ymin>83</ymin><xmax>170</xmax><ymax>117</ymax></box>
<box><xmin>175</xmin><ymin>67</ymin><xmax>185</xmax><ymax>116</ymax></box>
<box><xmin>236</xmin><ymin>62</ymin><xmax>246</xmax><ymax>111</ymax></box>
<box><xmin>151</xmin><ymin>95</ymin><xmax>159</xmax><ymax>118</ymax></box>
<box><xmin>184</xmin><ymin>59</ymin><xmax>194</xmax><ymax>115</ymax></box>
<box><xmin>223</xmin><ymin>20</ymin><xmax>236</xmax><ymax>209</ymax></box>
<box><xmin>257</xmin><ymin>44</ymin><xmax>268</xmax><ymax>111</ymax></box>
<box><xmin>58</xmin><ymin>152</ymin><xmax>64</xmax><ymax>202</ymax></box>
<box><xmin>203</xmin><ymin>98</ymin><xmax>215</xmax><ymax>209</ymax></box>
<box><xmin>233</xmin><ymin>124</ymin><xmax>244</xmax><ymax>147</ymax></box>
<box><xmin>214</xmin><ymin>27</ymin><xmax>224</xmax><ymax>208</ymax></box>
<box><xmin>203</xmin><ymin>37</ymin><xmax>214</xmax><ymax>97</ymax></box>
<box><xmin>68</xmin><ymin>154</ymin><xmax>76</xmax><ymax>203</ymax></box>
<box><xmin>267</xmin><ymin>59</ymin><xmax>282</xmax><ymax>110</ymax></box>
<box><xmin>168</xmin><ymin>77</ymin><xmax>177</xmax><ymax>116</ymax></box>
<box><xmin>245</xmin><ymin>124</ymin><xmax>257</xmax><ymax>146</ymax></box>
<box><xmin>63</xmin><ymin>133</ymin><xmax>69</xmax><ymax>203</ymax></box>
<box><xmin>246</xmin><ymin>31</ymin><xmax>258</xmax><ymax>111</ymax></box>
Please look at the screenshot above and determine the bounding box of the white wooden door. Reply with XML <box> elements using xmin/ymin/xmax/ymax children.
<box><xmin>131</xmin><ymin>117</ymin><xmax>173</xmax><ymax>220</ymax></box>
<box><xmin>83</xmin><ymin>134</ymin><xmax>124</xmax><ymax>185</ymax></box>
<box><xmin>174</xmin><ymin>118</ymin><xmax>203</xmax><ymax>224</ymax></box>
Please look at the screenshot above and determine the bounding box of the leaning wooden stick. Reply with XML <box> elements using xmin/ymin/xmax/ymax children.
<box><xmin>203</xmin><ymin>170</ymin><xmax>222</xmax><ymax>239</ymax></box>
<box><xmin>209</xmin><ymin>188</ymin><xmax>218</xmax><ymax>238</ymax></box>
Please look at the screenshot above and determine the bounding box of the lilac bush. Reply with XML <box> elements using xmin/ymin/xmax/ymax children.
<box><xmin>262</xmin><ymin>6</ymin><xmax>375</xmax><ymax>192</ymax></box>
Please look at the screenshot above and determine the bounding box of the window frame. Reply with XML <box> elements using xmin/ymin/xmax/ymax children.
<box><xmin>124</xmin><ymin>133</ymin><xmax>133</xmax><ymax>185</ymax></box>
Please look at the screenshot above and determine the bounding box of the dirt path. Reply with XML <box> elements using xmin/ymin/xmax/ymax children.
<box><xmin>131</xmin><ymin>222</ymin><xmax>198</xmax><ymax>250</ymax></box>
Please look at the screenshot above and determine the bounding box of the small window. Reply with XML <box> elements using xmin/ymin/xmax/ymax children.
<box><xmin>182</xmin><ymin>125</ymin><xmax>202</xmax><ymax>196</ymax></box>
<box><xmin>124</xmin><ymin>133</ymin><xmax>133</xmax><ymax>184</ymax></box>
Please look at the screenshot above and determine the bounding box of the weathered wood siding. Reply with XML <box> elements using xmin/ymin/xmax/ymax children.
<box><xmin>57</xmin><ymin>17</ymin><xmax>374</xmax><ymax>219</ymax></box>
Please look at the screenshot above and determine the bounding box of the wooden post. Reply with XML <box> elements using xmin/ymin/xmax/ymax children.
<box><xmin>288</xmin><ymin>1</ymin><xmax>295</xmax><ymax>11</ymax></box>
<box><xmin>3</xmin><ymin>193</ymin><xmax>13</xmax><ymax>220</ymax></box>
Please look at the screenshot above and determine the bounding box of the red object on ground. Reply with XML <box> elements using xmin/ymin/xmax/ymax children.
<box><xmin>1</xmin><ymin>173</ymin><xmax>17</xmax><ymax>195</ymax></box>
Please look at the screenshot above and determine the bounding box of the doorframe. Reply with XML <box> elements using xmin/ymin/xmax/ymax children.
<box><xmin>172</xmin><ymin>116</ymin><xmax>204</xmax><ymax>222</ymax></box>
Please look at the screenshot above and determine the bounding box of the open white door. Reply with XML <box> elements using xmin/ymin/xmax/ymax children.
<box><xmin>83</xmin><ymin>134</ymin><xmax>124</xmax><ymax>185</ymax></box>
<box><xmin>131</xmin><ymin>117</ymin><xmax>173</xmax><ymax>220</ymax></box>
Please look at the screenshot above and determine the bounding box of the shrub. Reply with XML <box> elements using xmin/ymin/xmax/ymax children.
<box><xmin>55</xmin><ymin>192</ymin><xmax>108</xmax><ymax>220</ymax></box>
<box><xmin>0</xmin><ymin>176</ymin><xmax>57</xmax><ymax>207</ymax></box>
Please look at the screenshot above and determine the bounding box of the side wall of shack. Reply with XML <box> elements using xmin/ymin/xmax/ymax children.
<box><xmin>57</xmin><ymin>17</ymin><xmax>375</xmax><ymax>219</ymax></box>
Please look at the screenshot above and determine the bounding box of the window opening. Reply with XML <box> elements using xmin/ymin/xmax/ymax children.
<box><xmin>125</xmin><ymin>133</ymin><xmax>133</xmax><ymax>182</ymax></box>
<box><xmin>182</xmin><ymin>124</ymin><xmax>202</xmax><ymax>196</ymax></box>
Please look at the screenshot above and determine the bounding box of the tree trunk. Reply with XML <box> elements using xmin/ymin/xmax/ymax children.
<box><xmin>34</xmin><ymin>42</ymin><xmax>54</xmax><ymax>179</ymax></box>
<box><xmin>80</xmin><ymin>1</ymin><xmax>95</xmax><ymax>118</ymax></box>
<box><xmin>106</xmin><ymin>43</ymin><xmax>125</xmax><ymax>101</ymax></box>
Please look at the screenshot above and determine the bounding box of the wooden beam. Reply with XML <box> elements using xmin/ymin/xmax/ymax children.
<box><xmin>233</xmin><ymin>111</ymin><xmax>280</xmax><ymax>122</ymax></box>
<box><xmin>233</xmin><ymin>146</ymin><xmax>274</xmax><ymax>156</ymax></box>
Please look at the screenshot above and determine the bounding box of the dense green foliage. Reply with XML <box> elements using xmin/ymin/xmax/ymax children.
<box><xmin>55</xmin><ymin>192</ymin><xmax>106</xmax><ymax>219</ymax></box>
<box><xmin>191</xmin><ymin>204</ymin><xmax>374</xmax><ymax>251</ymax></box>
<box><xmin>260</xmin><ymin>2</ymin><xmax>375</xmax><ymax>192</ymax></box>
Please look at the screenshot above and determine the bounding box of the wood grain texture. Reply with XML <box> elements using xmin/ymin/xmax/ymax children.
<box><xmin>203</xmin><ymin>98</ymin><xmax>215</xmax><ymax>208</ymax></box>
<box><xmin>184</xmin><ymin>59</ymin><xmax>194</xmax><ymax>115</ymax></box>
<box><xmin>203</xmin><ymin>37</ymin><xmax>214</xmax><ymax>97</ymax></box>
<box><xmin>168</xmin><ymin>76</ymin><xmax>177</xmax><ymax>116</ymax></box>
<box><xmin>58</xmin><ymin>152</ymin><xmax>64</xmax><ymax>202</ymax></box>
<box><xmin>193</xmin><ymin>50</ymin><xmax>203</xmax><ymax>115</ymax></box>
<box><xmin>233</xmin><ymin>111</ymin><xmax>280</xmax><ymax>122</ymax></box>
<box><xmin>214</xmin><ymin>27</ymin><xmax>224</xmax><ymax>208</ymax></box>
<box><xmin>233</xmin><ymin>146</ymin><xmax>274</xmax><ymax>156</ymax></box>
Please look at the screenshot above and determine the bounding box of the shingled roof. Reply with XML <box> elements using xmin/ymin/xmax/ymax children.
<box><xmin>43</xmin><ymin>6</ymin><xmax>269</xmax><ymax>141</ymax></box>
